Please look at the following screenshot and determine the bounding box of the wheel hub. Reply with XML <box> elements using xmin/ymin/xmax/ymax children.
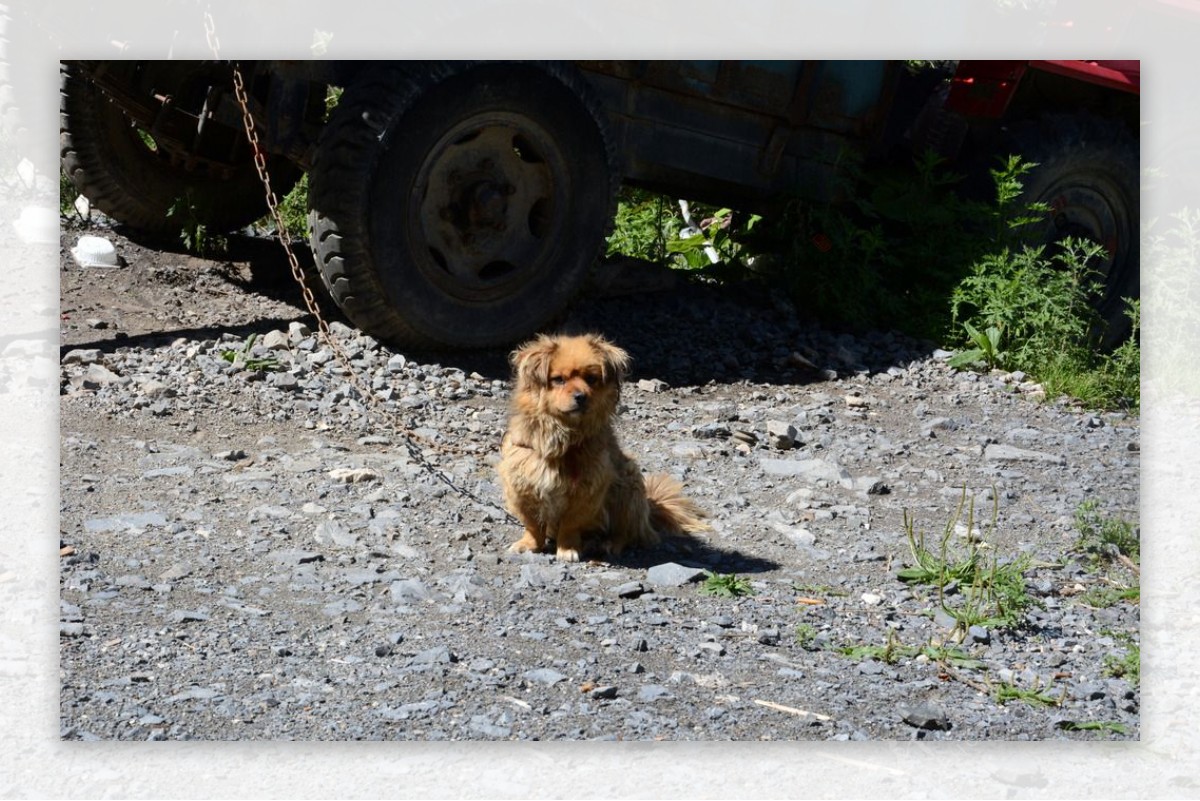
<box><xmin>1047</xmin><ymin>186</ymin><xmax>1118</xmax><ymax>256</ymax></box>
<box><xmin>1037</xmin><ymin>182</ymin><xmax>1120</xmax><ymax>290</ymax></box>
<box><xmin>438</xmin><ymin>165</ymin><xmax>515</xmax><ymax>242</ymax></box>
<box><xmin>415</xmin><ymin>117</ymin><xmax>563</xmax><ymax>300</ymax></box>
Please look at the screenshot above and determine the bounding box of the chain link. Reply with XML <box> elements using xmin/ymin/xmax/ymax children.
<box><xmin>202</xmin><ymin>5</ymin><xmax>514</xmax><ymax>521</ymax></box>
<box><xmin>202</xmin><ymin>7</ymin><xmax>220</xmax><ymax>56</ymax></box>
<box><xmin>228</xmin><ymin>67</ymin><xmax>331</xmax><ymax>352</ymax></box>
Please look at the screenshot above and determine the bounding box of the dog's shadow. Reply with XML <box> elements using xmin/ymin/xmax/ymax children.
<box><xmin>592</xmin><ymin>533</ymin><xmax>781</xmax><ymax>575</ymax></box>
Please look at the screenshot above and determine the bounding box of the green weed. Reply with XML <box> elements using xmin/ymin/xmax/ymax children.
<box><xmin>1103</xmin><ymin>637</ymin><xmax>1140</xmax><ymax>687</ymax></box>
<box><xmin>1057</xmin><ymin>720</ymin><xmax>1130</xmax><ymax>735</ymax></box>
<box><xmin>947</xmin><ymin>321</ymin><xmax>1007</xmax><ymax>371</ymax></box>
<box><xmin>796</xmin><ymin>623</ymin><xmax>819</xmax><ymax>650</ymax></box>
<box><xmin>948</xmin><ymin>221</ymin><xmax>1140</xmax><ymax>410</ymax></box>
<box><xmin>1071</xmin><ymin>500</ymin><xmax>1139</xmax><ymax>620</ymax></box>
<box><xmin>1074</xmin><ymin>499</ymin><xmax>1139</xmax><ymax>566</ymax></box>
<box><xmin>950</xmin><ymin>237</ymin><xmax>1106</xmax><ymax>367</ymax></box>
<box><xmin>921</xmin><ymin>644</ymin><xmax>986</xmax><ymax>670</ymax></box>
<box><xmin>272</xmin><ymin>172</ymin><xmax>311</xmax><ymax>241</ymax></box>
<box><xmin>994</xmin><ymin>681</ymin><xmax>1064</xmax><ymax>707</ymax></box>
<box><xmin>838</xmin><ymin>631</ymin><xmax>909</xmax><ymax>664</ymax></box>
<box><xmin>60</xmin><ymin>169</ymin><xmax>84</xmax><ymax>221</ymax></box>
<box><xmin>605</xmin><ymin>187</ymin><xmax>679</xmax><ymax>264</ymax></box>
<box><xmin>836</xmin><ymin>634</ymin><xmax>983</xmax><ymax>669</ymax></box>
<box><xmin>169</xmin><ymin>190</ymin><xmax>228</xmax><ymax>257</ymax></box>
<box><xmin>1079</xmin><ymin>585</ymin><xmax>1140</xmax><ymax>608</ymax></box>
<box><xmin>899</xmin><ymin>491</ymin><xmax>1035</xmax><ymax>637</ymax></box>
<box><xmin>700</xmin><ymin>571</ymin><xmax>755</xmax><ymax>598</ymax></box>
<box><xmin>219</xmin><ymin>334</ymin><xmax>282</xmax><ymax>372</ymax></box>
<box><xmin>986</xmin><ymin>154</ymin><xmax>1051</xmax><ymax>243</ymax></box>
<box><xmin>666</xmin><ymin>204</ymin><xmax>763</xmax><ymax>280</ymax></box>
<box><xmin>251</xmin><ymin>85</ymin><xmax>339</xmax><ymax>239</ymax></box>
<box><xmin>604</xmin><ymin>189</ymin><xmax>765</xmax><ymax>285</ymax></box>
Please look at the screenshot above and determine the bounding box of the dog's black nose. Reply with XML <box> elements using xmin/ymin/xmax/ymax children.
<box><xmin>573</xmin><ymin>391</ymin><xmax>588</xmax><ymax>409</ymax></box>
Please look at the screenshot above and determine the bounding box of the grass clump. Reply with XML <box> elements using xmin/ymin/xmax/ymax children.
<box><xmin>838</xmin><ymin>632</ymin><xmax>910</xmax><ymax>664</ymax></box>
<box><xmin>994</xmin><ymin>681</ymin><xmax>1064</xmax><ymax>708</ymax></box>
<box><xmin>1103</xmin><ymin>640</ymin><xmax>1140</xmax><ymax>687</ymax></box>
<box><xmin>837</xmin><ymin>634</ymin><xmax>982</xmax><ymax>670</ymax></box>
<box><xmin>1070</xmin><ymin>501</ymin><xmax>1139</xmax><ymax>615</ymax></box>
<box><xmin>898</xmin><ymin>490</ymin><xmax>1035</xmax><ymax>638</ymax></box>
<box><xmin>1079</xmin><ymin>585</ymin><xmax>1140</xmax><ymax>608</ymax></box>
<box><xmin>1073</xmin><ymin>499</ymin><xmax>1139</xmax><ymax>567</ymax></box>
<box><xmin>795</xmin><ymin>623</ymin><xmax>820</xmax><ymax>650</ymax></box>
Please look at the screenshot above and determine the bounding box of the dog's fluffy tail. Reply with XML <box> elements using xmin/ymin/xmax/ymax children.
<box><xmin>645</xmin><ymin>473</ymin><xmax>710</xmax><ymax>536</ymax></box>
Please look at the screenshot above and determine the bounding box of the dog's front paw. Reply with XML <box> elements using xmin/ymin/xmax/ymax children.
<box><xmin>555</xmin><ymin>547</ymin><xmax>581</xmax><ymax>563</ymax></box>
<box><xmin>508</xmin><ymin>532</ymin><xmax>543</xmax><ymax>554</ymax></box>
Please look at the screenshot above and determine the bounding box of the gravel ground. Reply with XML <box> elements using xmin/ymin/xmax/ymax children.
<box><xmin>57</xmin><ymin>220</ymin><xmax>1141</xmax><ymax>742</ymax></box>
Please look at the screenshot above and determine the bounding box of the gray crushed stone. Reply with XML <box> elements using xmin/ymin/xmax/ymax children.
<box><xmin>58</xmin><ymin>228</ymin><xmax>1139</xmax><ymax>742</ymax></box>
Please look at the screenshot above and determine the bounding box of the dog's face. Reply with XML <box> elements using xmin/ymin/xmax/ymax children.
<box><xmin>510</xmin><ymin>334</ymin><xmax>630</xmax><ymax>427</ymax></box>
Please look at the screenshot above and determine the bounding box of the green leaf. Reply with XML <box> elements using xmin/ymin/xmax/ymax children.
<box><xmin>947</xmin><ymin>348</ymin><xmax>986</xmax><ymax>369</ymax></box>
<box><xmin>897</xmin><ymin>566</ymin><xmax>935</xmax><ymax>583</ymax></box>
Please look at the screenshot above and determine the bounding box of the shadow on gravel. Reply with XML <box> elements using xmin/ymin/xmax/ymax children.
<box><xmin>60</xmin><ymin>317</ymin><xmax>322</xmax><ymax>359</ymax></box>
<box><xmin>121</xmin><ymin>226</ymin><xmax>326</xmax><ymax>307</ymax></box>
<box><xmin>61</xmin><ymin>229</ymin><xmax>331</xmax><ymax>356</ymax></box>
<box><xmin>67</xmin><ymin>226</ymin><xmax>926</xmax><ymax>386</ymax></box>
<box><xmin>599</xmin><ymin>533</ymin><xmax>782</xmax><ymax>575</ymax></box>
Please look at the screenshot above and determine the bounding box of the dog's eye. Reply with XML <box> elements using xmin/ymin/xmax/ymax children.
<box><xmin>583</xmin><ymin>374</ymin><xmax>600</xmax><ymax>387</ymax></box>
<box><xmin>550</xmin><ymin>376</ymin><xmax>566</xmax><ymax>386</ymax></box>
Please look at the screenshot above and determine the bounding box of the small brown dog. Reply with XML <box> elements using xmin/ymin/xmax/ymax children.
<box><xmin>497</xmin><ymin>333</ymin><xmax>708</xmax><ymax>562</ymax></box>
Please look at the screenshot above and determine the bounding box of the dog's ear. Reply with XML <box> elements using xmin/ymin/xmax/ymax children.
<box><xmin>510</xmin><ymin>336</ymin><xmax>557</xmax><ymax>388</ymax></box>
<box><xmin>588</xmin><ymin>335</ymin><xmax>630</xmax><ymax>384</ymax></box>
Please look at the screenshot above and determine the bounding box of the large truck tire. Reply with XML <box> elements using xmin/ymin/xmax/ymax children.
<box><xmin>1009</xmin><ymin>112</ymin><xmax>1140</xmax><ymax>347</ymax></box>
<box><xmin>307</xmin><ymin>61</ymin><xmax>616</xmax><ymax>350</ymax></box>
<box><xmin>60</xmin><ymin>61</ymin><xmax>303</xmax><ymax>236</ymax></box>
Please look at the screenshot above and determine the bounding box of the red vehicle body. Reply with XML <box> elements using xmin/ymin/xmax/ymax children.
<box><xmin>947</xmin><ymin>60</ymin><xmax>1139</xmax><ymax>120</ymax></box>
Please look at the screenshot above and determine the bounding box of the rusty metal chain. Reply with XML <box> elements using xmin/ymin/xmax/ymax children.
<box><xmin>202</xmin><ymin>5</ymin><xmax>513</xmax><ymax>520</ymax></box>
<box><xmin>202</xmin><ymin>6</ymin><xmax>220</xmax><ymax>55</ymax></box>
<box><xmin>226</xmin><ymin>73</ymin><xmax>336</xmax><ymax>371</ymax></box>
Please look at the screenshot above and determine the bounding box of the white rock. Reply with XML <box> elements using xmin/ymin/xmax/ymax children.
<box><xmin>260</xmin><ymin>330</ymin><xmax>291</xmax><ymax>350</ymax></box>
<box><xmin>327</xmin><ymin>467</ymin><xmax>382</xmax><ymax>483</ymax></box>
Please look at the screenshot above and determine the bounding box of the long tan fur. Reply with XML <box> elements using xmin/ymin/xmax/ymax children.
<box><xmin>497</xmin><ymin>333</ymin><xmax>708</xmax><ymax>562</ymax></box>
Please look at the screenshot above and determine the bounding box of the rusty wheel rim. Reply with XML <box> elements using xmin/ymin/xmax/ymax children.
<box><xmin>411</xmin><ymin>112</ymin><xmax>567</xmax><ymax>303</ymax></box>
